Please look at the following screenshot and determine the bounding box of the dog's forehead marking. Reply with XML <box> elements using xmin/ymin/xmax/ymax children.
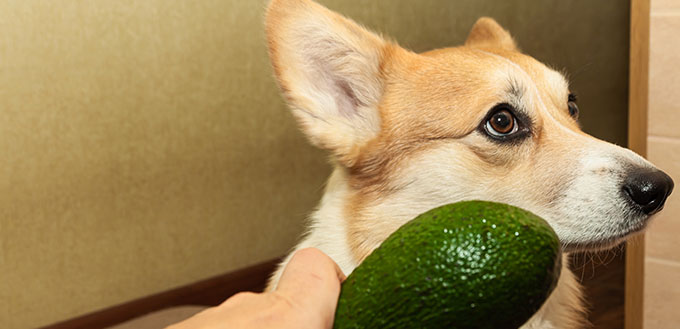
<box><xmin>473</xmin><ymin>49</ymin><xmax>581</xmax><ymax>139</ymax></box>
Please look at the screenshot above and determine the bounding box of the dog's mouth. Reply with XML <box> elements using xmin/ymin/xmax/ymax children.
<box><xmin>560</xmin><ymin>221</ymin><xmax>649</xmax><ymax>253</ymax></box>
<box><xmin>562</xmin><ymin>239</ymin><xmax>626</xmax><ymax>253</ymax></box>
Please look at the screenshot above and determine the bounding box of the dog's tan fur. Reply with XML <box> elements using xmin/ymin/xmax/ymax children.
<box><xmin>264</xmin><ymin>0</ymin><xmax>667</xmax><ymax>327</ymax></box>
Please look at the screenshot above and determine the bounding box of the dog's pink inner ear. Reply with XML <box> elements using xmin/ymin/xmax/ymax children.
<box><xmin>302</xmin><ymin>36</ymin><xmax>374</xmax><ymax>118</ymax></box>
<box><xmin>332</xmin><ymin>77</ymin><xmax>362</xmax><ymax>118</ymax></box>
<box><xmin>465</xmin><ymin>17</ymin><xmax>518</xmax><ymax>51</ymax></box>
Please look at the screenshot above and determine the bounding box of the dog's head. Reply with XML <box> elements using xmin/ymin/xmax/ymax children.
<box><xmin>265</xmin><ymin>0</ymin><xmax>673</xmax><ymax>256</ymax></box>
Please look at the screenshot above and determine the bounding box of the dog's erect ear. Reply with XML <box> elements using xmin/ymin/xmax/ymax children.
<box><xmin>465</xmin><ymin>17</ymin><xmax>518</xmax><ymax>51</ymax></box>
<box><xmin>265</xmin><ymin>0</ymin><xmax>390</xmax><ymax>163</ymax></box>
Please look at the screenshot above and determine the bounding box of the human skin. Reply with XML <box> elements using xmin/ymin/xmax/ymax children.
<box><xmin>167</xmin><ymin>248</ymin><xmax>345</xmax><ymax>329</ymax></box>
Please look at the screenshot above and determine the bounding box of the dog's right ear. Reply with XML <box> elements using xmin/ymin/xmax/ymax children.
<box><xmin>465</xmin><ymin>17</ymin><xmax>518</xmax><ymax>51</ymax></box>
<box><xmin>265</xmin><ymin>0</ymin><xmax>390</xmax><ymax>164</ymax></box>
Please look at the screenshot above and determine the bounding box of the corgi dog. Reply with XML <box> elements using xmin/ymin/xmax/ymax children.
<box><xmin>264</xmin><ymin>0</ymin><xmax>674</xmax><ymax>327</ymax></box>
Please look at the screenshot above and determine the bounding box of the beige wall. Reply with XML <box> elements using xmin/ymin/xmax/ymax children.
<box><xmin>0</xmin><ymin>1</ymin><xmax>630</xmax><ymax>328</ymax></box>
<box><xmin>0</xmin><ymin>1</ymin><xmax>330</xmax><ymax>328</ymax></box>
<box><xmin>644</xmin><ymin>0</ymin><xmax>680</xmax><ymax>327</ymax></box>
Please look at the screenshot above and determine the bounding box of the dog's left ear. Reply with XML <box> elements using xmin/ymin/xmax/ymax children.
<box><xmin>265</xmin><ymin>0</ymin><xmax>395</xmax><ymax>164</ymax></box>
<box><xmin>465</xmin><ymin>17</ymin><xmax>518</xmax><ymax>51</ymax></box>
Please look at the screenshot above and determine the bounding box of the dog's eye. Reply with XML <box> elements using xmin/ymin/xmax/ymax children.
<box><xmin>485</xmin><ymin>107</ymin><xmax>518</xmax><ymax>138</ymax></box>
<box><xmin>568</xmin><ymin>93</ymin><xmax>579</xmax><ymax>118</ymax></box>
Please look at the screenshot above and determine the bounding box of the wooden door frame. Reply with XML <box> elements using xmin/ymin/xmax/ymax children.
<box><xmin>625</xmin><ymin>0</ymin><xmax>650</xmax><ymax>327</ymax></box>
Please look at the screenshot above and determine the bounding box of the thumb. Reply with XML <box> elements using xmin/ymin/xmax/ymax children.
<box><xmin>275</xmin><ymin>248</ymin><xmax>345</xmax><ymax>328</ymax></box>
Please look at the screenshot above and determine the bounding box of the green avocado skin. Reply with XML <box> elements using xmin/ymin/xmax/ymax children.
<box><xmin>333</xmin><ymin>201</ymin><xmax>562</xmax><ymax>329</ymax></box>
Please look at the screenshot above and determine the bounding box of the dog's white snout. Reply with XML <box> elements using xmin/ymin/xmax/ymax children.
<box><xmin>586</xmin><ymin>140</ymin><xmax>673</xmax><ymax>215</ymax></box>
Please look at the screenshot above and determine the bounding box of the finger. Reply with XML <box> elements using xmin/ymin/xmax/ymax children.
<box><xmin>277</xmin><ymin>248</ymin><xmax>344</xmax><ymax>297</ymax></box>
<box><xmin>275</xmin><ymin>248</ymin><xmax>344</xmax><ymax>323</ymax></box>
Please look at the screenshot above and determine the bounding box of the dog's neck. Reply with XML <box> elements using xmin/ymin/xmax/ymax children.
<box><xmin>305</xmin><ymin>166</ymin><xmax>361</xmax><ymax>274</ymax></box>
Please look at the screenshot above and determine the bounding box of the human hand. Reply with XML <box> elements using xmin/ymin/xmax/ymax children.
<box><xmin>167</xmin><ymin>248</ymin><xmax>345</xmax><ymax>329</ymax></box>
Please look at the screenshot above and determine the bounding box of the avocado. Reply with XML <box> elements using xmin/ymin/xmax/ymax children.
<box><xmin>333</xmin><ymin>201</ymin><xmax>561</xmax><ymax>329</ymax></box>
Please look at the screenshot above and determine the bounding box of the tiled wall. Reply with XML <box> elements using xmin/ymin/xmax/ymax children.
<box><xmin>644</xmin><ymin>0</ymin><xmax>680</xmax><ymax>327</ymax></box>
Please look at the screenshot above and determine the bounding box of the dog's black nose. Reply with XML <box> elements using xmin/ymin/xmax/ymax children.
<box><xmin>623</xmin><ymin>169</ymin><xmax>674</xmax><ymax>215</ymax></box>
